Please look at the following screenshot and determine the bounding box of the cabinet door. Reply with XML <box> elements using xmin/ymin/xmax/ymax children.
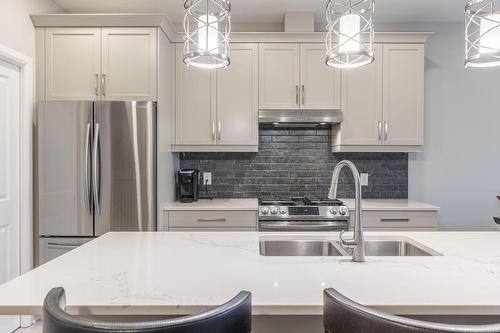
<box><xmin>259</xmin><ymin>44</ymin><xmax>300</xmax><ymax>109</ymax></box>
<box><xmin>216</xmin><ymin>44</ymin><xmax>258</xmax><ymax>145</ymax></box>
<box><xmin>45</xmin><ymin>28</ymin><xmax>100</xmax><ymax>101</ymax></box>
<box><xmin>340</xmin><ymin>45</ymin><xmax>383</xmax><ymax>145</ymax></box>
<box><xmin>175</xmin><ymin>44</ymin><xmax>215</xmax><ymax>145</ymax></box>
<box><xmin>383</xmin><ymin>44</ymin><xmax>424</xmax><ymax>146</ymax></box>
<box><xmin>300</xmin><ymin>44</ymin><xmax>341</xmax><ymax>109</ymax></box>
<box><xmin>101</xmin><ymin>28</ymin><xmax>157</xmax><ymax>101</ymax></box>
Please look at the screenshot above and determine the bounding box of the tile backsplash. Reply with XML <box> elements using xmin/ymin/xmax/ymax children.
<box><xmin>180</xmin><ymin>126</ymin><xmax>408</xmax><ymax>199</ymax></box>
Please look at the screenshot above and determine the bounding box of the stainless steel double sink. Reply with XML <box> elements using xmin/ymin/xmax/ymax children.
<box><xmin>259</xmin><ymin>236</ymin><xmax>441</xmax><ymax>257</ymax></box>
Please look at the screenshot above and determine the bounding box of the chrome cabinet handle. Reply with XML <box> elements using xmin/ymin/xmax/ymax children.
<box><xmin>301</xmin><ymin>85</ymin><xmax>305</xmax><ymax>105</ymax></box>
<box><xmin>94</xmin><ymin>74</ymin><xmax>99</xmax><ymax>96</ymax></box>
<box><xmin>101</xmin><ymin>74</ymin><xmax>106</xmax><ymax>97</ymax></box>
<box><xmin>380</xmin><ymin>218</ymin><xmax>410</xmax><ymax>223</ymax></box>
<box><xmin>92</xmin><ymin>123</ymin><xmax>101</xmax><ymax>216</ymax></box>
<box><xmin>84</xmin><ymin>123</ymin><xmax>91</xmax><ymax>215</ymax></box>
<box><xmin>295</xmin><ymin>85</ymin><xmax>299</xmax><ymax>105</ymax></box>
<box><xmin>197</xmin><ymin>218</ymin><xmax>227</xmax><ymax>223</ymax></box>
<box><xmin>384</xmin><ymin>121</ymin><xmax>388</xmax><ymax>140</ymax></box>
<box><xmin>47</xmin><ymin>242</ymin><xmax>79</xmax><ymax>249</ymax></box>
<box><xmin>378</xmin><ymin>121</ymin><xmax>382</xmax><ymax>141</ymax></box>
<box><xmin>218</xmin><ymin>121</ymin><xmax>221</xmax><ymax>141</ymax></box>
<box><xmin>212</xmin><ymin>122</ymin><xmax>215</xmax><ymax>141</ymax></box>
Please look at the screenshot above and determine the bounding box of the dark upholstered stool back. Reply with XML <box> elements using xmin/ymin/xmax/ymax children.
<box><xmin>324</xmin><ymin>288</ymin><xmax>500</xmax><ymax>333</ymax></box>
<box><xmin>43</xmin><ymin>287</ymin><xmax>252</xmax><ymax>333</ymax></box>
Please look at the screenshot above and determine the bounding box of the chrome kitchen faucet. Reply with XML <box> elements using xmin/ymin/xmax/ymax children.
<box><xmin>328</xmin><ymin>160</ymin><xmax>366</xmax><ymax>262</ymax></box>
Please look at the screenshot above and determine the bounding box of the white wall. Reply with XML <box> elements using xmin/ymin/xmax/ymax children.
<box><xmin>382</xmin><ymin>23</ymin><xmax>500</xmax><ymax>230</ymax></box>
<box><xmin>0</xmin><ymin>0</ymin><xmax>65</xmax><ymax>58</ymax></box>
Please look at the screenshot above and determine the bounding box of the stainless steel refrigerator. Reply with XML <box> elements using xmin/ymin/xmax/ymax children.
<box><xmin>37</xmin><ymin>101</ymin><xmax>156</xmax><ymax>264</ymax></box>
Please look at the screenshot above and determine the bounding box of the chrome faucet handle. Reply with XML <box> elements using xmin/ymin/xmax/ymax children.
<box><xmin>340</xmin><ymin>230</ymin><xmax>357</xmax><ymax>247</ymax></box>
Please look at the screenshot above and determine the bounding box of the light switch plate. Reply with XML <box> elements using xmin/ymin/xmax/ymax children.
<box><xmin>360</xmin><ymin>173</ymin><xmax>369</xmax><ymax>186</ymax></box>
<box><xmin>203</xmin><ymin>172</ymin><xmax>212</xmax><ymax>185</ymax></box>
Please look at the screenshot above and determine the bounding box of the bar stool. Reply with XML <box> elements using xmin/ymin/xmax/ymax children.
<box><xmin>324</xmin><ymin>288</ymin><xmax>500</xmax><ymax>333</ymax></box>
<box><xmin>43</xmin><ymin>287</ymin><xmax>252</xmax><ymax>333</ymax></box>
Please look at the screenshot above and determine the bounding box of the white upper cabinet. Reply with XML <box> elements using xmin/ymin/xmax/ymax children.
<box><xmin>300</xmin><ymin>44</ymin><xmax>341</xmax><ymax>110</ymax></box>
<box><xmin>259</xmin><ymin>44</ymin><xmax>300</xmax><ymax>109</ymax></box>
<box><xmin>333</xmin><ymin>43</ymin><xmax>425</xmax><ymax>152</ymax></box>
<box><xmin>45</xmin><ymin>28</ymin><xmax>100</xmax><ymax>101</ymax></box>
<box><xmin>43</xmin><ymin>27</ymin><xmax>157</xmax><ymax>101</ymax></box>
<box><xmin>216</xmin><ymin>44</ymin><xmax>259</xmax><ymax>146</ymax></box>
<box><xmin>175</xmin><ymin>44</ymin><xmax>215</xmax><ymax>145</ymax></box>
<box><xmin>174</xmin><ymin>43</ymin><xmax>259</xmax><ymax>150</ymax></box>
<box><xmin>382</xmin><ymin>44</ymin><xmax>424</xmax><ymax>146</ymax></box>
<box><xmin>339</xmin><ymin>45</ymin><xmax>383</xmax><ymax>146</ymax></box>
<box><xmin>101</xmin><ymin>28</ymin><xmax>157</xmax><ymax>101</ymax></box>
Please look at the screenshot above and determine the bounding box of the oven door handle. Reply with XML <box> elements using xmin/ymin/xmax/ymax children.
<box><xmin>259</xmin><ymin>222</ymin><xmax>346</xmax><ymax>231</ymax></box>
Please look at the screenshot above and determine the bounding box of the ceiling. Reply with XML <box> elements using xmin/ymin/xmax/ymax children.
<box><xmin>53</xmin><ymin>0</ymin><xmax>465</xmax><ymax>30</ymax></box>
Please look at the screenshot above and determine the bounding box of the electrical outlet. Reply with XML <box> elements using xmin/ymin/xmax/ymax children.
<box><xmin>360</xmin><ymin>173</ymin><xmax>369</xmax><ymax>186</ymax></box>
<box><xmin>203</xmin><ymin>172</ymin><xmax>212</xmax><ymax>185</ymax></box>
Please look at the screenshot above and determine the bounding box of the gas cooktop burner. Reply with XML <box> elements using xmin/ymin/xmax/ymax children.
<box><xmin>259</xmin><ymin>197</ymin><xmax>344</xmax><ymax>207</ymax></box>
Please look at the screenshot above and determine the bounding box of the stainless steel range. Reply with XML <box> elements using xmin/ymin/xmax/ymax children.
<box><xmin>258</xmin><ymin>197</ymin><xmax>350</xmax><ymax>232</ymax></box>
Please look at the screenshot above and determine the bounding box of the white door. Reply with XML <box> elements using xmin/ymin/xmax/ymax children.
<box><xmin>259</xmin><ymin>44</ymin><xmax>300</xmax><ymax>109</ymax></box>
<box><xmin>299</xmin><ymin>44</ymin><xmax>341</xmax><ymax>110</ymax></box>
<box><xmin>45</xmin><ymin>28</ymin><xmax>100</xmax><ymax>101</ymax></box>
<box><xmin>175</xmin><ymin>44</ymin><xmax>215</xmax><ymax>145</ymax></box>
<box><xmin>0</xmin><ymin>59</ymin><xmax>21</xmax><ymax>333</ymax></box>
<box><xmin>382</xmin><ymin>44</ymin><xmax>424</xmax><ymax>146</ymax></box>
<box><xmin>101</xmin><ymin>28</ymin><xmax>157</xmax><ymax>101</ymax></box>
<box><xmin>340</xmin><ymin>44</ymin><xmax>383</xmax><ymax>145</ymax></box>
<box><xmin>216</xmin><ymin>44</ymin><xmax>258</xmax><ymax>146</ymax></box>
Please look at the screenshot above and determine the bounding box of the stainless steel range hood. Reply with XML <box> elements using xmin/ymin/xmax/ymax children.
<box><xmin>259</xmin><ymin>110</ymin><xmax>343</xmax><ymax>127</ymax></box>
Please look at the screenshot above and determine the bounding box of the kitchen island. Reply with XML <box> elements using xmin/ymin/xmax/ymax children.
<box><xmin>1</xmin><ymin>232</ymin><xmax>500</xmax><ymax>331</ymax></box>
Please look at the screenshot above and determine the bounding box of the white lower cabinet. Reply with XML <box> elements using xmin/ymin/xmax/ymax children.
<box><xmin>352</xmin><ymin>210</ymin><xmax>438</xmax><ymax>231</ymax></box>
<box><xmin>165</xmin><ymin>210</ymin><xmax>257</xmax><ymax>231</ymax></box>
<box><xmin>39</xmin><ymin>237</ymin><xmax>93</xmax><ymax>265</ymax></box>
<box><xmin>333</xmin><ymin>43</ymin><xmax>424</xmax><ymax>152</ymax></box>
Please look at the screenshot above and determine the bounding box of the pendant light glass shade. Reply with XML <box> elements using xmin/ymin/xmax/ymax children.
<box><xmin>183</xmin><ymin>0</ymin><xmax>231</xmax><ymax>69</ymax></box>
<box><xmin>465</xmin><ymin>0</ymin><xmax>500</xmax><ymax>68</ymax></box>
<box><xmin>326</xmin><ymin>0</ymin><xmax>375</xmax><ymax>69</ymax></box>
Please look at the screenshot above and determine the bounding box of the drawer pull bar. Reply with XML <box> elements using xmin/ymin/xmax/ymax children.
<box><xmin>380</xmin><ymin>218</ymin><xmax>410</xmax><ymax>223</ymax></box>
<box><xmin>197</xmin><ymin>218</ymin><xmax>227</xmax><ymax>223</ymax></box>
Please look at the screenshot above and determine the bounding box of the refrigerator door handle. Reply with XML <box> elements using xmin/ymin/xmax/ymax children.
<box><xmin>92</xmin><ymin>123</ymin><xmax>101</xmax><ymax>216</ymax></box>
<box><xmin>84</xmin><ymin>123</ymin><xmax>92</xmax><ymax>215</ymax></box>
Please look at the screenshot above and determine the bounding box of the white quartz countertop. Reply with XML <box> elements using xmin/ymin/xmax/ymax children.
<box><xmin>163</xmin><ymin>198</ymin><xmax>437</xmax><ymax>212</ymax></box>
<box><xmin>163</xmin><ymin>198</ymin><xmax>258</xmax><ymax>211</ymax></box>
<box><xmin>341</xmin><ymin>199</ymin><xmax>439</xmax><ymax>211</ymax></box>
<box><xmin>0</xmin><ymin>231</ymin><xmax>499</xmax><ymax>316</ymax></box>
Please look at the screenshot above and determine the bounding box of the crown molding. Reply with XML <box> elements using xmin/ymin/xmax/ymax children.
<box><xmin>30</xmin><ymin>14</ymin><xmax>434</xmax><ymax>44</ymax></box>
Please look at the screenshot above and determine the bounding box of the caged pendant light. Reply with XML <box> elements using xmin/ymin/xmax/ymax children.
<box><xmin>465</xmin><ymin>0</ymin><xmax>500</xmax><ymax>68</ymax></box>
<box><xmin>183</xmin><ymin>0</ymin><xmax>231</xmax><ymax>69</ymax></box>
<box><xmin>325</xmin><ymin>0</ymin><xmax>375</xmax><ymax>69</ymax></box>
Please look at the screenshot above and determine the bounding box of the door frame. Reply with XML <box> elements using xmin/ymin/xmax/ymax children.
<box><xmin>0</xmin><ymin>45</ymin><xmax>33</xmax><ymax>327</ymax></box>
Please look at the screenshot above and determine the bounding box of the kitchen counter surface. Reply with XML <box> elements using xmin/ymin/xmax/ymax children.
<box><xmin>0</xmin><ymin>231</ymin><xmax>499</xmax><ymax>316</ymax></box>
<box><xmin>163</xmin><ymin>198</ymin><xmax>258</xmax><ymax>211</ymax></box>
<box><xmin>341</xmin><ymin>199</ymin><xmax>439</xmax><ymax>211</ymax></box>
<box><xmin>163</xmin><ymin>198</ymin><xmax>437</xmax><ymax>212</ymax></box>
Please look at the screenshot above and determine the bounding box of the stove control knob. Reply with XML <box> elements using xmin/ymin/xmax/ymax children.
<box><xmin>270</xmin><ymin>207</ymin><xmax>278</xmax><ymax>215</ymax></box>
<box><xmin>339</xmin><ymin>207</ymin><xmax>348</xmax><ymax>216</ymax></box>
<box><xmin>280</xmin><ymin>207</ymin><xmax>288</xmax><ymax>215</ymax></box>
<box><xmin>261</xmin><ymin>207</ymin><xmax>269</xmax><ymax>215</ymax></box>
<box><xmin>329</xmin><ymin>207</ymin><xmax>338</xmax><ymax>215</ymax></box>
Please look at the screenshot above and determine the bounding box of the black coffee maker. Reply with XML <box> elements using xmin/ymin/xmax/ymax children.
<box><xmin>177</xmin><ymin>169</ymin><xmax>200</xmax><ymax>203</ymax></box>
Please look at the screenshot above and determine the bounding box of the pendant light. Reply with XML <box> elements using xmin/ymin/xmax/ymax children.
<box><xmin>325</xmin><ymin>0</ymin><xmax>375</xmax><ymax>69</ymax></box>
<box><xmin>183</xmin><ymin>0</ymin><xmax>231</xmax><ymax>69</ymax></box>
<box><xmin>465</xmin><ymin>0</ymin><xmax>500</xmax><ymax>68</ymax></box>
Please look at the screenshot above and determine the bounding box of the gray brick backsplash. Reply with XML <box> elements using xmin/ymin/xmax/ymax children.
<box><xmin>180</xmin><ymin>126</ymin><xmax>408</xmax><ymax>199</ymax></box>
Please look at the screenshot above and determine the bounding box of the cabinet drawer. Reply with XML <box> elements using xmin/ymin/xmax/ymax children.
<box><xmin>168</xmin><ymin>211</ymin><xmax>257</xmax><ymax>228</ymax></box>
<box><xmin>359</xmin><ymin>211</ymin><xmax>437</xmax><ymax>229</ymax></box>
<box><xmin>169</xmin><ymin>227</ymin><xmax>256</xmax><ymax>232</ymax></box>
